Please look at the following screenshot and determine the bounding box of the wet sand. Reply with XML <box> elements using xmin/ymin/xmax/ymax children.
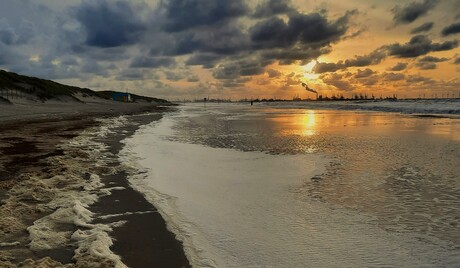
<box><xmin>0</xmin><ymin>104</ymin><xmax>190</xmax><ymax>267</ymax></box>
<box><xmin>90</xmin><ymin>113</ymin><xmax>190</xmax><ymax>268</ymax></box>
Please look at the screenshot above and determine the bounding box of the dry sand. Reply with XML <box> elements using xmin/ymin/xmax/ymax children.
<box><xmin>0</xmin><ymin>94</ymin><xmax>168</xmax><ymax>124</ymax></box>
<box><xmin>0</xmin><ymin>99</ymin><xmax>190</xmax><ymax>267</ymax></box>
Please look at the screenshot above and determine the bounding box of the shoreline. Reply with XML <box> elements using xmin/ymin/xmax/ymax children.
<box><xmin>0</xmin><ymin>104</ymin><xmax>190</xmax><ymax>267</ymax></box>
<box><xmin>90</xmin><ymin>113</ymin><xmax>190</xmax><ymax>268</ymax></box>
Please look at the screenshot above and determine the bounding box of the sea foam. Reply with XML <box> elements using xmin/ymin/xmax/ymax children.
<box><xmin>0</xmin><ymin>116</ymin><xmax>132</xmax><ymax>267</ymax></box>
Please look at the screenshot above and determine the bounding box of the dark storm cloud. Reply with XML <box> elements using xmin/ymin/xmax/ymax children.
<box><xmin>320</xmin><ymin>69</ymin><xmax>419</xmax><ymax>90</ymax></box>
<box><xmin>415</xmin><ymin>55</ymin><xmax>448</xmax><ymax>69</ymax></box>
<box><xmin>382</xmin><ymin>72</ymin><xmax>406</xmax><ymax>81</ymax></box>
<box><xmin>148</xmin><ymin>32</ymin><xmax>198</xmax><ymax>56</ymax></box>
<box><xmin>150</xmin><ymin>25</ymin><xmax>249</xmax><ymax>56</ymax></box>
<box><xmin>358</xmin><ymin>75</ymin><xmax>379</xmax><ymax>86</ymax></box>
<box><xmin>130</xmin><ymin>56</ymin><xmax>176</xmax><ymax>68</ymax></box>
<box><xmin>282</xmin><ymin>71</ymin><xmax>302</xmax><ymax>87</ymax></box>
<box><xmin>441</xmin><ymin>22</ymin><xmax>460</xmax><ymax>36</ymax></box>
<box><xmin>148</xmin><ymin>7</ymin><xmax>354</xmax><ymax>83</ymax></box>
<box><xmin>407</xmin><ymin>74</ymin><xmax>435</xmax><ymax>84</ymax></box>
<box><xmin>386</xmin><ymin>35</ymin><xmax>459</xmax><ymax>58</ymax></box>
<box><xmin>212</xmin><ymin>64</ymin><xmax>241</xmax><ymax>80</ymax></box>
<box><xmin>354</xmin><ymin>68</ymin><xmax>376</xmax><ymax>78</ymax></box>
<box><xmin>389</xmin><ymin>62</ymin><xmax>408</xmax><ymax>71</ymax></box>
<box><xmin>239</xmin><ymin>59</ymin><xmax>269</xmax><ymax>76</ymax></box>
<box><xmin>311</xmin><ymin>34</ymin><xmax>458</xmax><ymax>74</ymax></box>
<box><xmin>75</xmin><ymin>1</ymin><xmax>147</xmax><ymax>47</ymax></box>
<box><xmin>392</xmin><ymin>0</ymin><xmax>439</xmax><ymax>25</ymax></box>
<box><xmin>220</xmin><ymin>77</ymin><xmax>251</xmax><ymax>88</ymax></box>
<box><xmin>313</xmin><ymin>62</ymin><xmax>342</xmax><ymax>73</ymax></box>
<box><xmin>184</xmin><ymin>9</ymin><xmax>353</xmax><ymax>84</ymax></box>
<box><xmin>71</xmin><ymin>0</ymin><xmax>354</xmax><ymax>83</ymax></box>
<box><xmin>313</xmin><ymin>49</ymin><xmax>386</xmax><ymax>73</ymax></box>
<box><xmin>164</xmin><ymin>70</ymin><xmax>185</xmax><ymax>81</ymax></box>
<box><xmin>160</xmin><ymin>0</ymin><xmax>249</xmax><ymax>32</ymax></box>
<box><xmin>418</xmin><ymin>55</ymin><xmax>448</xmax><ymax>62</ymax></box>
<box><xmin>213</xmin><ymin>58</ymin><xmax>269</xmax><ymax>80</ymax></box>
<box><xmin>319</xmin><ymin>73</ymin><xmax>354</xmax><ymax>91</ymax></box>
<box><xmin>250</xmin><ymin>17</ymin><xmax>290</xmax><ymax>47</ymax></box>
<box><xmin>252</xmin><ymin>0</ymin><xmax>295</xmax><ymax>18</ymax></box>
<box><xmin>9</xmin><ymin>64</ymin><xmax>78</xmax><ymax>81</ymax></box>
<box><xmin>80</xmin><ymin>59</ymin><xmax>110</xmax><ymax>76</ymax></box>
<box><xmin>0</xmin><ymin>19</ymin><xmax>35</xmax><ymax>45</ymax></box>
<box><xmin>342</xmin><ymin>50</ymin><xmax>387</xmax><ymax>67</ymax></box>
<box><xmin>266</xmin><ymin>69</ymin><xmax>282</xmax><ymax>78</ymax></box>
<box><xmin>250</xmin><ymin>11</ymin><xmax>353</xmax><ymax>49</ymax></box>
<box><xmin>410</xmin><ymin>22</ymin><xmax>434</xmax><ymax>34</ymax></box>
<box><xmin>0</xmin><ymin>43</ymin><xmax>16</xmax><ymax>65</ymax></box>
<box><xmin>185</xmin><ymin>53</ymin><xmax>226</xmax><ymax>68</ymax></box>
<box><xmin>187</xmin><ymin>25</ymin><xmax>250</xmax><ymax>55</ymax></box>
<box><xmin>71</xmin><ymin>45</ymin><xmax>131</xmax><ymax>61</ymax></box>
<box><xmin>116</xmin><ymin>69</ymin><xmax>148</xmax><ymax>81</ymax></box>
<box><xmin>60</xmin><ymin>57</ymin><xmax>79</xmax><ymax>66</ymax></box>
<box><xmin>17</xmin><ymin>21</ymin><xmax>36</xmax><ymax>44</ymax></box>
<box><xmin>187</xmin><ymin>74</ymin><xmax>200</xmax><ymax>82</ymax></box>
<box><xmin>416</xmin><ymin>61</ymin><xmax>437</xmax><ymax>69</ymax></box>
<box><xmin>0</xmin><ymin>23</ymin><xmax>16</xmax><ymax>45</ymax></box>
<box><xmin>260</xmin><ymin>47</ymin><xmax>330</xmax><ymax>65</ymax></box>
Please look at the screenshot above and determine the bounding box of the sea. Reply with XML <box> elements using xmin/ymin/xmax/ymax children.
<box><xmin>120</xmin><ymin>100</ymin><xmax>460</xmax><ymax>267</ymax></box>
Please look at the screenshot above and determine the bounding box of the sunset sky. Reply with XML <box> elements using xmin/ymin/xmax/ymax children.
<box><xmin>0</xmin><ymin>0</ymin><xmax>459</xmax><ymax>100</ymax></box>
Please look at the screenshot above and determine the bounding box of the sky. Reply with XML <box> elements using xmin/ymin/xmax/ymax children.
<box><xmin>0</xmin><ymin>0</ymin><xmax>459</xmax><ymax>100</ymax></box>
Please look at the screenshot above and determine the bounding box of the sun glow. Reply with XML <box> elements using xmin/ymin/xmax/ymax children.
<box><xmin>303</xmin><ymin>61</ymin><xmax>319</xmax><ymax>80</ymax></box>
<box><xmin>29</xmin><ymin>54</ymin><xmax>41</xmax><ymax>62</ymax></box>
<box><xmin>304</xmin><ymin>61</ymin><xmax>317</xmax><ymax>72</ymax></box>
<box><xmin>304</xmin><ymin>72</ymin><xmax>319</xmax><ymax>80</ymax></box>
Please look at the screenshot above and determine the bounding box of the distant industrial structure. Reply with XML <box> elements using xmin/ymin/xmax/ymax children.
<box><xmin>112</xmin><ymin>92</ymin><xmax>132</xmax><ymax>102</ymax></box>
<box><xmin>301</xmin><ymin>82</ymin><xmax>318</xmax><ymax>100</ymax></box>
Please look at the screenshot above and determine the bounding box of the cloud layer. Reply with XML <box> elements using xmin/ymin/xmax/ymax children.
<box><xmin>392</xmin><ymin>0</ymin><xmax>439</xmax><ymax>25</ymax></box>
<box><xmin>0</xmin><ymin>0</ymin><xmax>459</xmax><ymax>99</ymax></box>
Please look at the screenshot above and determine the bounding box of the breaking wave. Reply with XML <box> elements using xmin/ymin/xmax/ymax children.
<box><xmin>0</xmin><ymin>116</ymin><xmax>132</xmax><ymax>267</ymax></box>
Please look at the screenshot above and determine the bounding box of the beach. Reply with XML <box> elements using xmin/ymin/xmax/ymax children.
<box><xmin>2</xmin><ymin>0</ymin><xmax>460</xmax><ymax>266</ymax></box>
<box><xmin>0</xmin><ymin>101</ymin><xmax>190</xmax><ymax>267</ymax></box>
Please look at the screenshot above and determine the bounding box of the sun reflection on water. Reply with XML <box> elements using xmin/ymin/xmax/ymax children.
<box><xmin>300</xmin><ymin>110</ymin><xmax>317</xmax><ymax>136</ymax></box>
<box><xmin>268</xmin><ymin>110</ymin><xmax>319</xmax><ymax>137</ymax></box>
<box><xmin>265</xmin><ymin>109</ymin><xmax>460</xmax><ymax>146</ymax></box>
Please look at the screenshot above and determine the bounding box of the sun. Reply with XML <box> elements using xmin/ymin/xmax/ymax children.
<box><xmin>303</xmin><ymin>61</ymin><xmax>319</xmax><ymax>80</ymax></box>
<box><xmin>304</xmin><ymin>60</ymin><xmax>317</xmax><ymax>72</ymax></box>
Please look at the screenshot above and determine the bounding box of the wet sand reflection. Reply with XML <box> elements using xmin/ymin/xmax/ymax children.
<box><xmin>173</xmin><ymin>106</ymin><xmax>460</xmax><ymax>247</ymax></box>
<box><xmin>265</xmin><ymin>109</ymin><xmax>460</xmax><ymax>247</ymax></box>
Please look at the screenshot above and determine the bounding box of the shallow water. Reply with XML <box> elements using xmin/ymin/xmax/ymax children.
<box><xmin>123</xmin><ymin>103</ymin><xmax>460</xmax><ymax>267</ymax></box>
